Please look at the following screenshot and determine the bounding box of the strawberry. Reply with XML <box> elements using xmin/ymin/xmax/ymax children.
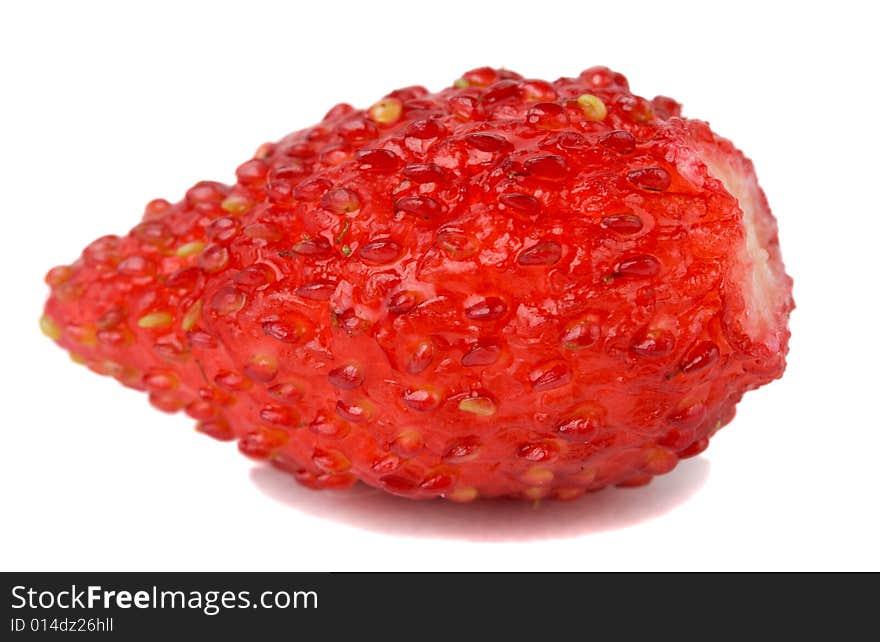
<box><xmin>41</xmin><ymin>66</ymin><xmax>793</xmax><ymax>501</ymax></box>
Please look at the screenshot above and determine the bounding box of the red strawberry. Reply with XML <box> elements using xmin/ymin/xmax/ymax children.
<box><xmin>40</xmin><ymin>66</ymin><xmax>793</xmax><ymax>501</ymax></box>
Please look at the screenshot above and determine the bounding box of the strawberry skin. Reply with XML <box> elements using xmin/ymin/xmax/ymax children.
<box><xmin>41</xmin><ymin>66</ymin><xmax>793</xmax><ymax>501</ymax></box>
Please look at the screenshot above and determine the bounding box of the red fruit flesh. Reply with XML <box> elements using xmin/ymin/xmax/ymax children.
<box><xmin>41</xmin><ymin>66</ymin><xmax>793</xmax><ymax>501</ymax></box>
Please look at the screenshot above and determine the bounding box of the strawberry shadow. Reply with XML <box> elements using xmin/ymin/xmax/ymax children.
<box><xmin>248</xmin><ymin>456</ymin><xmax>710</xmax><ymax>541</ymax></box>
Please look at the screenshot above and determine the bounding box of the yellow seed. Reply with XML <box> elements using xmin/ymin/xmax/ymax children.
<box><xmin>101</xmin><ymin>360</ymin><xmax>125</xmax><ymax>377</ymax></box>
<box><xmin>522</xmin><ymin>466</ymin><xmax>554</xmax><ymax>486</ymax></box>
<box><xmin>458</xmin><ymin>396</ymin><xmax>496</xmax><ymax>416</ymax></box>
<box><xmin>138</xmin><ymin>311</ymin><xmax>173</xmax><ymax>328</ymax></box>
<box><xmin>448</xmin><ymin>486</ymin><xmax>479</xmax><ymax>503</ymax></box>
<box><xmin>368</xmin><ymin>98</ymin><xmax>403</xmax><ymax>125</ymax></box>
<box><xmin>555</xmin><ymin>487</ymin><xmax>585</xmax><ymax>501</ymax></box>
<box><xmin>254</xmin><ymin>143</ymin><xmax>273</xmax><ymax>160</ymax></box>
<box><xmin>250</xmin><ymin>353</ymin><xmax>278</xmax><ymax>370</ymax></box>
<box><xmin>577</xmin><ymin>93</ymin><xmax>607</xmax><ymax>121</ymax></box>
<box><xmin>221</xmin><ymin>194</ymin><xmax>251</xmax><ymax>214</ymax></box>
<box><xmin>76</xmin><ymin>326</ymin><xmax>98</xmax><ymax>347</ymax></box>
<box><xmin>182</xmin><ymin>300</ymin><xmax>202</xmax><ymax>331</ymax></box>
<box><xmin>176</xmin><ymin>241</ymin><xmax>206</xmax><ymax>257</ymax></box>
<box><xmin>524</xmin><ymin>487</ymin><xmax>550</xmax><ymax>501</ymax></box>
<box><xmin>453</xmin><ymin>78</ymin><xmax>469</xmax><ymax>89</ymax></box>
<box><xmin>45</xmin><ymin>265</ymin><xmax>73</xmax><ymax>287</ymax></box>
<box><xmin>393</xmin><ymin>429</ymin><xmax>424</xmax><ymax>453</ymax></box>
<box><xmin>39</xmin><ymin>314</ymin><xmax>62</xmax><ymax>340</ymax></box>
<box><xmin>116</xmin><ymin>365</ymin><xmax>140</xmax><ymax>385</ymax></box>
<box><xmin>69</xmin><ymin>352</ymin><xmax>86</xmax><ymax>365</ymax></box>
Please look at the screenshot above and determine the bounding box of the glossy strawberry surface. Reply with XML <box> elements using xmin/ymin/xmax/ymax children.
<box><xmin>41</xmin><ymin>66</ymin><xmax>793</xmax><ymax>501</ymax></box>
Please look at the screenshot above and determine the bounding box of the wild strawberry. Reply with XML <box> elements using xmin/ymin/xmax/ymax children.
<box><xmin>41</xmin><ymin>66</ymin><xmax>793</xmax><ymax>501</ymax></box>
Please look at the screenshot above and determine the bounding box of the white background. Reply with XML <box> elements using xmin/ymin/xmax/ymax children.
<box><xmin>1</xmin><ymin>1</ymin><xmax>877</xmax><ymax>571</ymax></box>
